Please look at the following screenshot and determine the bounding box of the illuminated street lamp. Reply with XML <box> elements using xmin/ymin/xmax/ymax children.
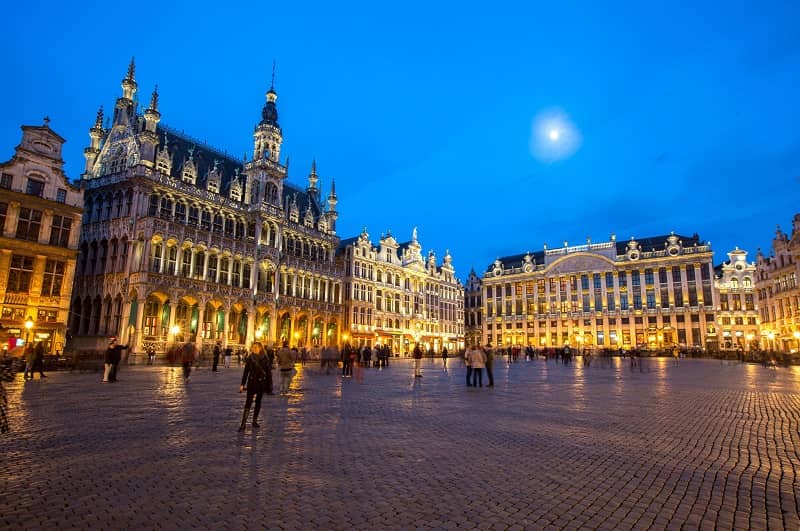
<box><xmin>793</xmin><ymin>331</ymin><xmax>800</xmax><ymax>353</ymax></box>
<box><xmin>293</xmin><ymin>331</ymin><xmax>299</xmax><ymax>348</ymax></box>
<box><xmin>24</xmin><ymin>316</ymin><xmax>34</xmax><ymax>347</ymax></box>
<box><xmin>254</xmin><ymin>328</ymin><xmax>263</xmax><ymax>340</ymax></box>
<box><xmin>767</xmin><ymin>331</ymin><xmax>775</xmax><ymax>351</ymax></box>
<box><xmin>745</xmin><ymin>333</ymin><xmax>754</xmax><ymax>351</ymax></box>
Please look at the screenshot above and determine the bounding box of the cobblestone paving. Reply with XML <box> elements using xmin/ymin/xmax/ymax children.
<box><xmin>1</xmin><ymin>358</ymin><xmax>799</xmax><ymax>530</ymax></box>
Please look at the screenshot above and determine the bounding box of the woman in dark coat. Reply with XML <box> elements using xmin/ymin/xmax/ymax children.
<box><xmin>238</xmin><ymin>342</ymin><xmax>269</xmax><ymax>432</ymax></box>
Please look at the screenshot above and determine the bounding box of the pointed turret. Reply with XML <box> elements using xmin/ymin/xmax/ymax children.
<box><xmin>144</xmin><ymin>85</ymin><xmax>161</xmax><ymax>130</ymax></box>
<box><xmin>121</xmin><ymin>57</ymin><xmax>137</xmax><ymax>100</ymax></box>
<box><xmin>113</xmin><ymin>57</ymin><xmax>138</xmax><ymax>127</ymax></box>
<box><xmin>326</xmin><ymin>179</ymin><xmax>338</xmax><ymax>233</ymax></box>
<box><xmin>252</xmin><ymin>62</ymin><xmax>283</xmax><ymax>162</ymax></box>
<box><xmin>307</xmin><ymin>159</ymin><xmax>319</xmax><ymax>191</ymax></box>
<box><xmin>82</xmin><ymin>105</ymin><xmax>105</xmax><ymax>178</ymax></box>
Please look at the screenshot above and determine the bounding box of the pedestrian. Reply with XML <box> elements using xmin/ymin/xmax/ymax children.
<box><xmin>23</xmin><ymin>344</ymin><xmax>35</xmax><ymax>380</ymax></box>
<box><xmin>469</xmin><ymin>345</ymin><xmax>486</xmax><ymax>387</ymax></box>
<box><xmin>238</xmin><ymin>341</ymin><xmax>269</xmax><ymax>431</ymax></box>
<box><xmin>31</xmin><ymin>342</ymin><xmax>47</xmax><ymax>379</ymax></box>
<box><xmin>342</xmin><ymin>343</ymin><xmax>354</xmax><ymax>378</ymax></box>
<box><xmin>413</xmin><ymin>343</ymin><xmax>423</xmax><ymax>378</ymax></box>
<box><xmin>212</xmin><ymin>342</ymin><xmax>221</xmax><ymax>372</ymax></box>
<box><xmin>276</xmin><ymin>341</ymin><xmax>295</xmax><ymax>395</ymax></box>
<box><xmin>181</xmin><ymin>340</ymin><xmax>197</xmax><ymax>381</ymax></box>
<box><xmin>484</xmin><ymin>344</ymin><xmax>494</xmax><ymax>387</ymax></box>
<box><xmin>442</xmin><ymin>347</ymin><xmax>449</xmax><ymax>371</ymax></box>
<box><xmin>224</xmin><ymin>346</ymin><xmax>232</xmax><ymax>369</ymax></box>
<box><xmin>103</xmin><ymin>337</ymin><xmax>128</xmax><ymax>383</ymax></box>
<box><xmin>465</xmin><ymin>347</ymin><xmax>473</xmax><ymax>386</ymax></box>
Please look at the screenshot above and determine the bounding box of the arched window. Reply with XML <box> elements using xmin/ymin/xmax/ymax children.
<box><xmin>743</xmin><ymin>277</ymin><xmax>752</xmax><ymax>288</ymax></box>
<box><xmin>213</xmin><ymin>213</ymin><xmax>224</xmax><ymax>233</ymax></box>
<box><xmin>730</xmin><ymin>277</ymin><xmax>739</xmax><ymax>289</ymax></box>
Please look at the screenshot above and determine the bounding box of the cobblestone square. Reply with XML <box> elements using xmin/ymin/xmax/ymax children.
<box><xmin>1</xmin><ymin>358</ymin><xmax>799</xmax><ymax>530</ymax></box>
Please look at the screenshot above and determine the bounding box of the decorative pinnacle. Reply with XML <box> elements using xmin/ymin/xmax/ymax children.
<box><xmin>149</xmin><ymin>85</ymin><xmax>159</xmax><ymax>111</ymax></box>
<box><xmin>126</xmin><ymin>57</ymin><xmax>136</xmax><ymax>81</ymax></box>
<box><xmin>94</xmin><ymin>106</ymin><xmax>104</xmax><ymax>129</ymax></box>
<box><xmin>270</xmin><ymin>60</ymin><xmax>276</xmax><ymax>90</ymax></box>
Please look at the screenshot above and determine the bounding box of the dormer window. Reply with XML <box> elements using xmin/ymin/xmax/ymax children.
<box><xmin>207</xmin><ymin>179</ymin><xmax>219</xmax><ymax>194</ymax></box>
<box><xmin>26</xmin><ymin>178</ymin><xmax>45</xmax><ymax>197</ymax></box>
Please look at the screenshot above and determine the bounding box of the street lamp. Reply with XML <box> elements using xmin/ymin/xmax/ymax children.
<box><xmin>293</xmin><ymin>331</ymin><xmax>299</xmax><ymax>348</ymax></box>
<box><xmin>24</xmin><ymin>316</ymin><xmax>34</xmax><ymax>347</ymax></box>
<box><xmin>254</xmin><ymin>328</ymin><xmax>263</xmax><ymax>340</ymax></box>
<box><xmin>793</xmin><ymin>331</ymin><xmax>800</xmax><ymax>353</ymax></box>
<box><xmin>767</xmin><ymin>331</ymin><xmax>775</xmax><ymax>351</ymax></box>
<box><xmin>746</xmin><ymin>333</ymin><xmax>754</xmax><ymax>352</ymax></box>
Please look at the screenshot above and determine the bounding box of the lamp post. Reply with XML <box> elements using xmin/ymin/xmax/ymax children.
<box><xmin>293</xmin><ymin>331</ymin><xmax>299</xmax><ymax>349</ymax></box>
<box><xmin>745</xmin><ymin>333</ymin><xmax>754</xmax><ymax>352</ymax></box>
<box><xmin>767</xmin><ymin>331</ymin><xmax>775</xmax><ymax>352</ymax></box>
<box><xmin>24</xmin><ymin>316</ymin><xmax>34</xmax><ymax>348</ymax></box>
<box><xmin>170</xmin><ymin>325</ymin><xmax>181</xmax><ymax>350</ymax></box>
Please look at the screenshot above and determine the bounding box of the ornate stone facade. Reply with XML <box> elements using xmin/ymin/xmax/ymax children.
<box><xmin>464</xmin><ymin>268</ymin><xmax>482</xmax><ymax>347</ymax></box>
<box><xmin>480</xmin><ymin>233</ymin><xmax>717</xmax><ymax>351</ymax></box>
<box><xmin>755</xmin><ymin>216</ymin><xmax>800</xmax><ymax>352</ymax></box>
<box><xmin>0</xmin><ymin>120</ymin><xmax>83</xmax><ymax>354</ymax></box>
<box><xmin>72</xmin><ymin>60</ymin><xmax>342</xmax><ymax>357</ymax></box>
<box><xmin>336</xmin><ymin>228</ymin><xmax>464</xmax><ymax>355</ymax></box>
<box><xmin>714</xmin><ymin>248</ymin><xmax>759</xmax><ymax>351</ymax></box>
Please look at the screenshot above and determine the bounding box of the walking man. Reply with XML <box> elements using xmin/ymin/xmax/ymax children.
<box><xmin>276</xmin><ymin>341</ymin><xmax>295</xmax><ymax>395</ymax></box>
<box><xmin>484</xmin><ymin>344</ymin><xmax>494</xmax><ymax>387</ymax></box>
<box><xmin>442</xmin><ymin>347</ymin><xmax>449</xmax><ymax>371</ymax></box>
<box><xmin>413</xmin><ymin>343</ymin><xmax>423</xmax><ymax>378</ymax></box>
<box><xmin>181</xmin><ymin>340</ymin><xmax>197</xmax><ymax>381</ymax></box>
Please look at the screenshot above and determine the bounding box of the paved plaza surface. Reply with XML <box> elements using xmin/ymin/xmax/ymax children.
<box><xmin>1</xmin><ymin>357</ymin><xmax>799</xmax><ymax>530</ymax></box>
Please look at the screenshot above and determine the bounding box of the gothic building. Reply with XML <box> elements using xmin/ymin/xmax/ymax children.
<box><xmin>714</xmin><ymin>248</ymin><xmax>759</xmax><ymax>352</ymax></box>
<box><xmin>464</xmin><ymin>268</ymin><xmax>483</xmax><ymax>347</ymax></box>
<box><xmin>72</xmin><ymin>60</ymin><xmax>342</xmax><ymax>358</ymax></box>
<box><xmin>755</xmin><ymin>216</ymin><xmax>800</xmax><ymax>352</ymax></box>
<box><xmin>0</xmin><ymin>120</ymin><xmax>83</xmax><ymax>354</ymax></box>
<box><xmin>479</xmin><ymin>233</ymin><xmax>717</xmax><ymax>351</ymax></box>
<box><xmin>336</xmin><ymin>227</ymin><xmax>464</xmax><ymax>355</ymax></box>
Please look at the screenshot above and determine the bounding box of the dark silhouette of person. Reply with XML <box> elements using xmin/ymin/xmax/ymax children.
<box><xmin>104</xmin><ymin>338</ymin><xmax>128</xmax><ymax>382</ymax></box>
<box><xmin>212</xmin><ymin>342</ymin><xmax>221</xmax><ymax>372</ymax></box>
<box><xmin>238</xmin><ymin>342</ymin><xmax>269</xmax><ymax>431</ymax></box>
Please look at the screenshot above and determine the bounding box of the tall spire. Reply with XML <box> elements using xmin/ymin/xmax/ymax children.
<box><xmin>270</xmin><ymin>60</ymin><xmax>276</xmax><ymax>91</ymax></box>
<box><xmin>93</xmin><ymin>106</ymin><xmax>104</xmax><ymax>131</ymax></box>
<box><xmin>148</xmin><ymin>85</ymin><xmax>159</xmax><ymax>111</ymax></box>
<box><xmin>126</xmin><ymin>57</ymin><xmax>136</xmax><ymax>82</ymax></box>
<box><xmin>120</xmin><ymin>56</ymin><xmax>138</xmax><ymax>102</ymax></box>
<box><xmin>144</xmin><ymin>85</ymin><xmax>161</xmax><ymax>133</ymax></box>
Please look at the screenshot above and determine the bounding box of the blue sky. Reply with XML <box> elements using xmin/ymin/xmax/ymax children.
<box><xmin>2</xmin><ymin>1</ymin><xmax>798</xmax><ymax>280</ymax></box>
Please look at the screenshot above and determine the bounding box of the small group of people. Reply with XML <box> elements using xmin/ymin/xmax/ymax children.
<box><xmin>237</xmin><ymin>341</ymin><xmax>296</xmax><ymax>432</ymax></box>
<box><xmin>211</xmin><ymin>342</ymin><xmax>234</xmax><ymax>371</ymax></box>
<box><xmin>23</xmin><ymin>342</ymin><xmax>47</xmax><ymax>381</ymax></box>
<box><xmin>464</xmin><ymin>344</ymin><xmax>495</xmax><ymax>388</ymax></box>
<box><xmin>103</xmin><ymin>338</ymin><xmax>128</xmax><ymax>382</ymax></box>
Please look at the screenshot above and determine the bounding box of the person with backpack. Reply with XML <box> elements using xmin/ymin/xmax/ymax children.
<box><xmin>238</xmin><ymin>342</ymin><xmax>270</xmax><ymax>432</ymax></box>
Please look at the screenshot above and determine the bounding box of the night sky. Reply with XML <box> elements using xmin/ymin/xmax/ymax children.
<box><xmin>2</xmin><ymin>1</ymin><xmax>798</xmax><ymax>280</ymax></box>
